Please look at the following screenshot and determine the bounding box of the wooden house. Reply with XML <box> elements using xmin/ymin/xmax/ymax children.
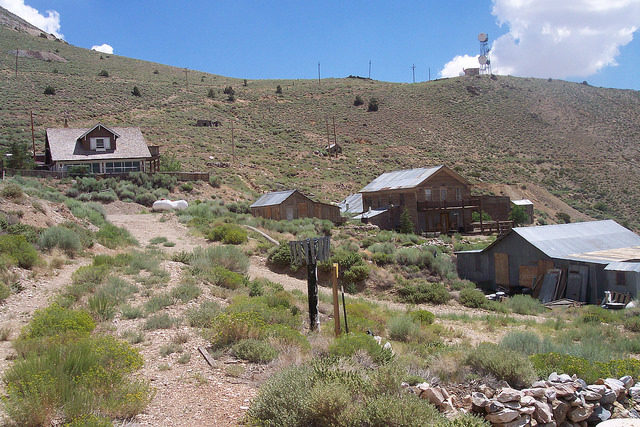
<box><xmin>357</xmin><ymin>165</ymin><xmax>510</xmax><ymax>233</ymax></box>
<box><xmin>250</xmin><ymin>190</ymin><xmax>343</xmax><ymax>223</ymax></box>
<box><xmin>456</xmin><ymin>220</ymin><xmax>640</xmax><ymax>304</ymax></box>
<box><xmin>45</xmin><ymin>123</ymin><xmax>160</xmax><ymax>173</ymax></box>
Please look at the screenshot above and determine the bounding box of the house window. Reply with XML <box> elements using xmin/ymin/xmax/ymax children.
<box><xmin>424</xmin><ymin>189</ymin><xmax>432</xmax><ymax>201</ymax></box>
<box><xmin>456</xmin><ymin>188</ymin><xmax>462</xmax><ymax>201</ymax></box>
<box><xmin>616</xmin><ymin>271</ymin><xmax>626</xmax><ymax>286</ymax></box>
<box><xmin>90</xmin><ymin>137</ymin><xmax>110</xmax><ymax>151</ymax></box>
<box><xmin>95</xmin><ymin>139</ymin><xmax>105</xmax><ymax>151</ymax></box>
<box><xmin>105</xmin><ymin>161</ymin><xmax>141</xmax><ymax>173</ymax></box>
<box><xmin>440</xmin><ymin>188</ymin><xmax>447</xmax><ymax>201</ymax></box>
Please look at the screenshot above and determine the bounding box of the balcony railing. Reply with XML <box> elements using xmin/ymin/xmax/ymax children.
<box><xmin>417</xmin><ymin>197</ymin><xmax>481</xmax><ymax>211</ymax></box>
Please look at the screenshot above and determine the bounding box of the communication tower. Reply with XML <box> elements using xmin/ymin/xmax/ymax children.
<box><xmin>478</xmin><ymin>33</ymin><xmax>491</xmax><ymax>74</ymax></box>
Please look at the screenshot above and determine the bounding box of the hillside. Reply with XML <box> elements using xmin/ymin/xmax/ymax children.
<box><xmin>1</xmin><ymin>7</ymin><xmax>639</xmax><ymax>229</ymax></box>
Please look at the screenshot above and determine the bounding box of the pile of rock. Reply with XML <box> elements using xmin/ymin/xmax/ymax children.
<box><xmin>410</xmin><ymin>373</ymin><xmax>640</xmax><ymax>426</ymax></box>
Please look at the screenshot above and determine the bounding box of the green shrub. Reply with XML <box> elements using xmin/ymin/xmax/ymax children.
<box><xmin>367</xmin><ymin>97</ymin><xmax>379</xmax><ymax>112</ymax></box>
<box><xmin>96</xmin><ymin>224</ymin><xmax>137</xmax><ymax>249</ymax></box>
<box><xmin>265</xmin><ymin>324</ymin><xmax>310</xmax><ymax>350</ymax></box>
<box><xmin>353</xmin><ymin>394</ymin><xmax>443</xmax><ymax>426</ymax></box>
<box><xmin>232</xmin><ymin>339</ymin><xmax>278</xmax><ymax>363</ymax></box>
<box><xmin>505</xmin><ymin>294</ymin><xmax>546</xmax><ymax>315</ymax></box>
<box><xmin>144</xmin><ymin>293</ymin><xmax>174</xmax><ymax>313</ymax></box>
<box><xmin>3</xmin><ymin>334</ymin><xmax>151</xmax><ymax>425</ymax></box>
<box><xmin>500</xmin><ymin>331</ymin><xmax>552</xmax><ymax>355</ymax></box>
<box><xmin>398</xmin><ymin>281</ymin><xmax>450</xmax><ymax>305</ymax></box>
<box><xmin>98</xmin><ymin>69</ymin><xmax>109</xmax><ymax>77</ymax></box>
<box><xmin>353</xmin><ymin>95</ymin><xmax>364</xmax><ymax>106</ymax></box>
<box><xmin>131</xmin><ymin>86</ymin><xmax>141</xmax><ymax>96</ymax></box>
<box><xmin>204</xmin><ymin>265</ymin><xmax>245</xmax><ymax>289</ymax></box>
<box><xmin>144</xmin><ymin>313</ymin><xmax>175</xmax><ymax>330</ymax></box>
<box><xmin>0</xmin><ymin>234</ymin><xmax>38</xmax><ymax>269</ymax></box>
<box><xmin>38</xmin><ymin>226</ymin><xmax>83</xmax><ymax>256</ymax></box>
<box><xmin>44</xmin><ymin>85</ymin><xmax>56</xmax><ymax>95</ymax></box>
<box><xmin>329</xmin><ymin>333</ymin><xmax>393</xmax><ymax>365</ymax></box>
<box><xmin>624</xmin><ymin>316</ymin><xmax>640</xmax><ymax>332</ymax></box>
<box><xmin>343</xmin><ymin>264</ymin><xmax>370</xmax><ymax>284</ymax></box>
<box><xmin>466</xmin><ymin>343</ymin><xmax>535</xmax><ymax>388</ymax></box>
<box><xmin>1</xmin><ymin>183</ymin><xmax>24</xmax><ymax>199</ymax></box>
<box><xmin>394</xmin><ymin>247</ymin><xmax>434</xmax><ymax>267</ymax></box>
<box><xmin>409</xmin><ymin>310</ymin><xmax>435</xmax><ymax>325</ymax></box>
<box><xmin>0</xmin><ymin>282</ymin><xmax>11</xmax><ymax>302</ymax></box>
<box><xmin>6</xmin><ymin>223</ymin><xmax>40</xmax><ymax>243</ymax></box>
<box><xmin>190</xmin><ymin>245</ymin><xmax>249</xmax><ymax>274</ymax></box>
<box><xmin>170</xmin><ymin>282</ymin><xmax>201</xmax><ymax>303</ymax></box>
<box><xmin>207</xmin><ymin>311</ymin><xmax>266</xmax><ymax>349</ymax></box>
<box><xmin>186</xmin><ymin>301</ymin><xmax>221</xmax><ymax>327</ymax></box>
<box><xmin>120</xmin><ymin>304</ymin><xmax>144</xmax><ymax>320</ymax></box>
<box><xmin>267</xmin><ymin>243</ymin><xmax>292</xmax><ymax>268</ymax></box>
<box><xmin>459</xmin><ymin>288</ymin><xmax>488</xmax><ymax>309</ymax></box>
<box><xmin>209</xmin><ymin>175</ymin><xmax>221</xmax><ymax>188</ymax></box>
<box><xmin>88</xmin><ymin>293</ymin><xmax>117</xmax><ymax>321</ymax></box>
<box><xmin>207</xmin><ymin>223</ymin><xmax>247</xmax><ymax>244</ymax></box>
<box><xmin>134</xmin><ymin>192</ymin><xmax>155</xmax><ymax>206</ymax></box>
<box><xmin>387</xmin><ymin>315</ymin><xmax>419</xmax><ymax>342</ymax></box>
<box><xmin>20</xmin><ymin>304</ymin><xmax>95</xmax><ymax>340</ymax></box>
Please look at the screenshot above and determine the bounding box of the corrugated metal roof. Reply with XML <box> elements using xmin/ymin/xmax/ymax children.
<box><xmin>46</xmin><ymin>126</ymin><xmax>151</xmax><ymax>161</ymax></box>
<box><xmin>338</xmin><ymin>193</ymin><xmax>363</xmax><ymax>214</ymax></box>
<box><xmin>353</xmin><ymin>208</ymin><xmax>388</xmax><ymax>220</ymax></box>
<box><xmin>605</xmin><ymin>262</ymin><xmax>640</xmax><ymax>272</ymax></box>
<box><xmin>512</xmin><ymin>199</ymin><xmax>533</xmax><ymax>206</ymax></box>
<box><xmin>513</xmin><ymin>220</ymin><xmax>640</xmax><ymax>263</ymax></box>
<box><xmin>360</xmin><ymin>166</ymin><xmax>444</xmax><ymax>192</ymax></box>
<box><xmin>250</xmin><ymin>190</ymin><xmax>296</xmax><ymax>208</ymax></box>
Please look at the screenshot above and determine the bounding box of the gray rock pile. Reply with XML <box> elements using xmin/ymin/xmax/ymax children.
<box><xmin>409</xmin><ymin>373</ymin><xmax>640</xmax><ymax>426</ymax></box>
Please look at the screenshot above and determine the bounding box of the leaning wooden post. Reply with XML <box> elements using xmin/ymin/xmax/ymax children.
<box><xmin>306</xmin><ymin>241</ymin><xmax>319</xmax><ymax>331</ymax></box>
<box><xmin>332</xmin><ymin>263</ymin><xmax>340</xmax><ymax>336</ymax></box>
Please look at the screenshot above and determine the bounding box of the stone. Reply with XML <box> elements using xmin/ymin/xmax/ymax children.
<box><xmin>629</xmin><ymin>386</ymin><xmax>640</xmax><ymax>401</ymax></box>
<box><xmin>558</xmin><ymin>374</ymin><xmax>573</xmax><ymax>383</ymax></box>
<box><xmin>462</xmin><ymin>394</ymin><xmax>473</xmax><ymax>408</ymax></box>
<box><xmin>441</xmin><ymin>399</ymin><xmax>455</xmax><ymax>413</ymax></box>
<box><xmin>487</xmin><ymin>401</ymin><xmax>506</xmax><ymax>413</ymax></box>
<box><xmin>519</xmin><ymin>405</ymin><xmax>535</xmax><ymax>415</ymax></box>
<box><xmin>553</xmin><ymin>400</ymin><xmax>570</xmax><ymax>424</ymax></box>
<box><xmin>601</xmin><ymin>390</ymin><xmax>618</xmax><ymax>405</ymax></box>
<box><xmin>440</xmin><ymin>387</ymin><xmax>450</xmax><ymax>400</ymax></box>
<box><xmin>545</xmin><ymin>388</ymin><xmax>558</xmax><ymax>402</ymax></box>
<box><xmin>421</xmin><ymin>387</ymin><xmax>445</xmax><ymax>407</ymax></box>
<box><xmin>630</xmin><ymin>409</ymin><xmax>640</xmax><ymax>419</ymax></box>
<box><xmin>498</xmin><ymin>388</ymin><xmax>524</xmax><ymax>403</ymax></box>
<box><xmin>554</xmin><ymin>383</ymin><xmax>577</xmax><ymax>398</ymax></box>
<box><xmin>504</xmin><ymin>401</ymin><xmax>522</xmax><ymax>410</ymax></box>
<box><xmin>485</xmin><ymin>408</ymin><xmax>520</xmax><ymax>424</ymax></box>
<box><xmin>621</xmin><ymin>375</ymin><xmax>634</xmax><ymax>389</ymax></box>
<box><xmin>533</xmin><ymin>380</ymin><xmax>550</xmax><ymax>388</ymax></box>
<box><xmin>587</xmin><ymin>406</ymin><xmax>611</xmax><ymax>423</ymax></box>
<box><xmin>566</xmin><ymin>396</ymin><xmax>582</xmax><ymax>407</ymax></box>
<box><xmin>472</xmin><ymin>392</ymin><xmax>490</xmax><ymax>408</ymax></box>
<box><xmin>581</xmin><ymin>390</ymin><xmax>603</xmax><ymax>401</ymax></box>
<box><xmin>521</xmin><ymin>396</ymin><xmax>537</xmax><ymax>406</ymax></box>
<box><xmin>605</xmin><ymin>378</ymin><xmax>626</xmax><ymax>397</ymax></box>
<box><xmin>501</xmin><ymin>415</ymin><xmax>531</xmax><ymax>427</ymax></box>
<box><xmin>550</xmin><ymin>372</ymin><xmax>561</xmax><ymax>382</ymax></box>
<box><xmin>575</xmin><ymin>379</ymin><xmax>587</xmax><ymax>390</ymax></box>
<box><xmin>533</xmin><ymin>400</ymin><xmax>554</xmax><ymax>424</ymax></box>
<box><xmin>416</xmin><ymin>382</ymin><xmax>430</xmax><ymax>391</ymax></box>
<box><xmin>523</xmin><ymin>388</ymin><xmax>547</xmax><ymax>399</ymax></box>
<box><xmin>568</xmin><ymin>406</ymin><xmax>594</xmax><ymax>423</ymax></box>
<box><xmin>479</xmin><ymin>384</ymin><xmax>495</xmax><ymax>398</ymax></box>
<box><xmin>587</xmin><ymin>384</ymin><xmax>607</xmax><ymax>395</ymax></box>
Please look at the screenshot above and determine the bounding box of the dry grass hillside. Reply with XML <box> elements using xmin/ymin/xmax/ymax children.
<box><xmin>1</xmin><ymin>6</ymin><xmax>639</xmax><ymax>229</ymax></box>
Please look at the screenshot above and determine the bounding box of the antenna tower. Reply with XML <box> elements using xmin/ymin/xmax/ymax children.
<box><xmin>478</xmin><ymin>33</ymin><xmax>491</xmax><ymax>75</ymax></box>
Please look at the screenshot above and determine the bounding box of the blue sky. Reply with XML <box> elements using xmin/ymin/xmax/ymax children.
<box><xmin>4</xmin><ymin>0</ymin><xmax>640</xmax><ymax>90</ymax></box>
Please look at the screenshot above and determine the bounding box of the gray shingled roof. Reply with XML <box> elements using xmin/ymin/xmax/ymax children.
<box><xmin>250</xmin><ymin>190</ymin><xmax>297</xmax><ymax>208</ymax></box>
<box><xmin>605</xmin><ymin>262</ymin><xmax>640</xmax><ymax>272</ymax></box>
<box><xmin>46</xmin><ymin>126</ymin><xmax>152</xmax><ymax>162</ymax></box>
<box><xmin>513</xmin><ymin>220</ymin><xmax>640</xmax><ymax>263</ymax></box>
<box><xmin>360</xmin><ymin>166</ymin><xmax>445</xmax><ymax>192</ymax></box>
<box><xmin>338</xmin><ymin>193</ymin><xmax>363</xmax><ymax>214</ymax></box>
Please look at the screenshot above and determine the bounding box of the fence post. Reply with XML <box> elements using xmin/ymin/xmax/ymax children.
<box><xmin>332</xmin><ymin>263</ymin><xmax>340</xmax><ymax>336</ymax></box>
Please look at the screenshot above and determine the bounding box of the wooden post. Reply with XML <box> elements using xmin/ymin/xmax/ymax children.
<box><xmin>307</xmin><ymin>250</ymin><xmax>319</xmax><ymax>331</ymax></box>
<box><xmin>479</xmin><ymin>196</ymin><xmax>484</xmax><ymax>234</ymax></box>
<box><xmin>332</xmin><ymin>263</ymin><xmax>340</xmax><ymax>336</ymax></box>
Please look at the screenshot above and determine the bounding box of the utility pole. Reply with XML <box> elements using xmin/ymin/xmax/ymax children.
<box><xmin>429</xmin><ymin>67</ymin><xmax>431</xmax><ymax>81</ymax></box>
<box><xmin>332</xmin><ymin>116</ymin><xmax>337</xmax><ymax>146</ymax></box>
<box><xmin>30</xmin><ymin>110</ymin><xmax>36</xmax><ymax>160</ymax></box>
<box><xmin>368</xmin><ymin>60</ymin><xmax>371</xmax><ymax>79</ymax></box>
<box><xmin>411</xmin><ymin>64</ymin><xmax>416</xmax><ymax>83</ymax></box>
<box><xmin>183</xmin><ymin>69</ymin><xmax>189</xmax><ymax>90</ymax></box>
<box><xmin>15</xmin><ymin>48</ymin><xmax>18</xmax><ymax>78</ymax></box>
<box><xmin>325</xmin><ymin>117</ymin><xmax>331</xmax><ymax>146</ymax></box>
<box><xmin>317</xmin><ymin>62</ymin><xmax>321</xmax><ymax>84</ymax></box>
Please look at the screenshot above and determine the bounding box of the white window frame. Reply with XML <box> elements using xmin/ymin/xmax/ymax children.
<box><xmin>424</xmin><ymin>188</ymin><xmax>432</xmax><ymax>201</ymax></box>
<box><xmin>456</xmin><ymin>188</ymin><xmax>462</xmax><ymax>201</ymax></box>
<box><xmin>90</xmin><ymin>137</ymin><xmax>110</xmax><ymax>151</ymax></box>
<box><xmin>440</xmin><ymin>188</ymin><xmax>447</xmax><ymax>201</ymax></box>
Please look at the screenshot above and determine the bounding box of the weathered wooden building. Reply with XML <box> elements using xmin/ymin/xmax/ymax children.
<box><xmin>45</xmin><ymin>123</ymin><xmax>160</xmax><ymax>173</ymax></box>
<box><xmin>456</xmin><ymin>220</ymin><xmax>640</xmax><ymax>303</ymax></box>
<box><xmin>250</xmin><ymin>190</ymin><xmax>342</xmax><ymax>223</ymax></box>
<box><xmin>511</xmin><ymin>199</ymin><xmax>534</xmax><ymax>224</ymax></box>
<box><xmin>357</xmin><ymin>165</ymin><xmax>510</xmax><ymax>234</ymax></box>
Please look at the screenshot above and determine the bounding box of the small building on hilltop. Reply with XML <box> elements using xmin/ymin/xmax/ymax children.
<box><xmin>45</xmin><ymin>123</ymin><xmax>160</xmax><ymax>173</ymax></box>
<box><xmin>358</xmin><ymin>165</ymin><xmax>511</xmax><ymax>234</ymax></box>
<box><xmin>456</xmin><ymin>220</ymin><xmax>640</xmax><ymax>304</ymax></box>
<box><xmin>250</xmin><ymin>190</ymin><xmax>343</xmax><ymax>223</ymax></box>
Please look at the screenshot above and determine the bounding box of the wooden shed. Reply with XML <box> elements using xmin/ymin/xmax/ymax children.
<box><xmin>250</xmin><ymin>190</ymin><xmax>343</xmax><ymax>223</ymax></box>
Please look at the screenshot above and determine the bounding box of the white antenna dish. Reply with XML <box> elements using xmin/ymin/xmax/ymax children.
<box><xmin>478</xmin><ymin>55</ymin><xmax>487</xmax><ymax>65</ymax></box>
<box><xmin>478</xmin><ymin>33</ymin><xmax>488</xmax><ymax>43</ymax></box>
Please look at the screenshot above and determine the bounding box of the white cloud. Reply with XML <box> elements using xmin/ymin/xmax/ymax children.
<box><xmin>0</xmin><ymin>0</ymin><xmax>63</xmax><ymax>39</ymax></box>
<box><xmin>440</xmin><ymin>0</ymin><xmax>640</xmax><ymax>79</ymax></box>
<box><xmin>91</xmin><ymin>44</ymin><xmax>114</xmax><ymax>55</ymax></box>
<box><xmin>440</xmin><ymin>54</ymin><xmax>482</xmax><ymax>78</ymax></box>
